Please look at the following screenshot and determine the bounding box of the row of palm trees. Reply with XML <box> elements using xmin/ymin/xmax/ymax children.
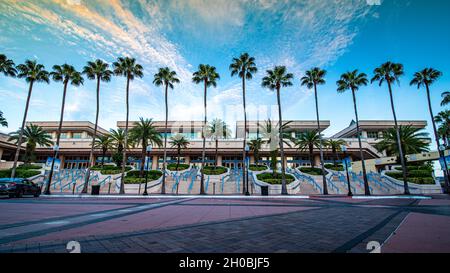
<box><xmin>1</xmin><ymin>52</ymin><xmax>449</xmax><ymax>195</ymax></box>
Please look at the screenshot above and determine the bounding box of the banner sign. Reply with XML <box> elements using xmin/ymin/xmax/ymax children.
<box><xmin>439</xmin><ymin>155</ymin><xmax>450</xmax><ymax>170</ymax></box>
<box><xmin>45</xmin><ymin>157</ymin><xmax>61</xmax><ymax>171</ymax></box>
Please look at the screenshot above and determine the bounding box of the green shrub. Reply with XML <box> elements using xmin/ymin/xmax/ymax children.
<box><xmin>249</xmin><ymin>164</ymin><xmax>268</xmax><ymax>171</ymax></box>
<box><xmin>385</xmin><ymin>171</ymin><xmax>435</xmax><ymax>185</ymax></box>
<box><xmin>299</xmin><ymin>167</ymin><xmax>328</xmax><ymax>176</ymax></box>
<box><xmin>409</xmin><ymin>177</ymin><xmax>435</xmax><ymax>185</ymax></box>
<box><xmin>124</xmin><ymin>177</ymin><xmax>146</xmax><ymax>184</ymax></box>
<box><xmin>256</xmin><ymin>172</ymin><xmax>295</xmax><ymax>185</ymax></box>
<box><xmin>394</xmin><ymin>165</ymin><xmax>433</xmax><ymax>172</ymax></box>
<box><xmin>201</xmin><ymin>166</ymin><xmax>227</xmax><ymax>175</ymax></box>
<box><xmin>17</xmin><ymin>164</ymin><xmax>42</xmax><ymax>170</ymax></box>
<box><xmin>124</xmin><ymin>170</ymin><xmax>162</xmax><ymax>184</ymax></box>
<box><xmin>0</xmin><ymin>169</ymin><xmax>41</xmax><ymax>178</ymax></box>
<box><xmin>324</xmin><ymin>164</ymin><xmax>344</xmax><ymax>171</ymax></box>
<box><xmin>91</xmin><ymin>165</ymin><xmax>131</xmax><ymax>175</ymax></box>
<box><xmin>167</xmin><ymin>163</ymin><xmax>189</xmax><ymax>171</ymax></box>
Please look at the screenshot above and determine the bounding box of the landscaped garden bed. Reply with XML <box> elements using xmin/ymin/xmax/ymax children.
<box><xmin>201</xmin><ymin>166</ymin><xmax>227</xmax><ymax>175</ymax></box>
<box><xmin>256</xmin><ymin>172</ymin><xmax>295</xmax><ymax>185</ymax></box>
<box><xmin>167</xmin><ymin>163</ymin><xmax>189</xmax><ymax>171</ymax></box>
<box><xmin>249</xmin><ymin>164</ymin><xmax>268</xmax><ymax>172</ymax></box>
<box><xmin>124</xmin><ymin>170</ymin><xmax>162</xmax><ymax>184</ymax></box>
<box><xmin>385</xmin><ymin>166</ymin><xmax>435</xmax><ymax>185</ymax></box>
<box><xmin>324</xmin><ymin>164</ymin><xmax>344</xmax><ymax>171</ymax></box>
<box><xmin>299</xmin><ymin>167</ymin><xmax>328</xmax><ymax>176</ymax></box>
<box><xmin>91</xmin><ymin>165</ymin><xmax>132</xmax><ymax>175</ymax></box>
<box><xmin>0</xmin><ymin>169</ymin><xmax>41</xmax><ymax>178</ymax></box>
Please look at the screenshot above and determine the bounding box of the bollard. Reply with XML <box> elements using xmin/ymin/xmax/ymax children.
<box><xmin>72</xmin><ymin>182</ymin><xmax>76</xmax><ymax>195</ymax></box>
<box><xmin>213</xmin><ymin>182</ymin><xmax>216</xmax><ymax>195</ymax></box>
<box><xmin>108</xmin><ymin>182</ymin><xmax>112</xmax><ymax>194</ymax></box>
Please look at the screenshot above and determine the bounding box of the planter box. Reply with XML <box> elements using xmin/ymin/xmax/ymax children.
<box><xmin>251</xmin><ymin>171</ymin><xmax>300</xmax><ymax>195</ymax></box>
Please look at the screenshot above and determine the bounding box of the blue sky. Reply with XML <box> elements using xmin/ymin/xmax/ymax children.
<box><xmin>0</xmin><ymin>0</ymin><xmax>449</xmax><ymax>143</ymax></box>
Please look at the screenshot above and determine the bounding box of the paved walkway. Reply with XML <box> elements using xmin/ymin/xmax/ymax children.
<box><xmin>0</xmin><ymin>195</ymin><xmax>449</xmax><ymax>253</ymax></box>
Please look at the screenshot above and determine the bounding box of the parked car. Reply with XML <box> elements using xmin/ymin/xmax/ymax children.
<box><xmin>0</xmin><ymin>178</ymin><xmax>41</xmax><ymax>198</ymax></box>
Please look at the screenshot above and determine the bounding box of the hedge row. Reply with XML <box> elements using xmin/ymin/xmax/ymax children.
<box><xmin>386</xmin><ymin>170</ymin><xmax>433</xmax><ymax>179</ymax></box>
<box><xmin>167</xmin><ymin>163</ymin><xmax>190</xmax><ymax>171</ymax></box>
<box><xmin>256</xmin><ymin>172</ymin><xmax>295</xmax><ymax>185</ymax></box>
<box><xmin>17</xmin><ymin>164</ymin><xmax>42</xmax><ymax>170</ymax></box>
<box><xmin>0</xmin><ymin>169</ymin><xmax>41</xmax><ymax>178</ymax></box>
<box><xmin>299</xmin><ymin>167</ymin><xmax>328</xmax><ymax>176</ymax></box>
<box><xmin>249</xmin><ymin>164</ymin><xmax>268</xmax><ymax>171</ymax></box>
<box><xmin>91</xmin><ymin>165</ymin><xmax>132</xmax><ymax>175</ymax></box>
<box><xmin>324</xmin><ymin>164</ymin><xmax>344</xmax><ymax>171</ymax></box>
<box><xmin>394</xmin><ymin>165</ymin><xmax>433</xmax><ymax>172</ymax></box>
<box><xmin>202</xmin><ymin>166</ymin><xmax>227</xmax><ymax>175</ymax></box>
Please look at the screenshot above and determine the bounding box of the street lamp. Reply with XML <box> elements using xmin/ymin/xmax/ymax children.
<box><xmin>245</xmin><ymin>144</ymin><xmax>250</xmax><ymax>196</ymax></box>
<box><xmin>143</xmin><ymin>144</ymin><xmax>152</xmax><ymax>196</ymax></box>
<box><xmin>341</xmin><ymin>145</ymin><xmax>353</xmax><ymax>197</ymax></box>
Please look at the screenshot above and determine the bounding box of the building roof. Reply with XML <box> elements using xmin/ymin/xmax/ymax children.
<box><xmin>26</xmin><ymin>121</ymin><xmax>110</xmax><ymax>136</ymax></box>
<box><xmin>332</xmin><ymin>120</ymin><xmax>427</xmax><ymax>138</ymax></box>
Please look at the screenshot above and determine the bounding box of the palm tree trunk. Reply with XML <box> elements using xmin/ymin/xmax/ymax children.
<box><xmin>351</xmin><ymin>88</ymin><xmax>370</xmax><ymax>196</ymax></box>
<box><xmin>314</xmin><ymin>84</ymin><xmax>328</xmax><ymax>195</ymax></box>
<box><xmin>176</xmin><ymin>148</ymin><xmax>181</xmax><ymax>171</ymax></box>
<box><xmin>215</xmin><ymin>138</ymin><xmax>219</xmax><ymax>169</ymax></box>
<box><xmin>200</xmin><ymin>80</ymin><xmax>207</xmax><ymax>195</ymax></box>
<box><xmin>101</xmin><ymin>149</ymin><xmax>106</xmax><ymax>168</ymax></box>
<box><xmin>426</xmin><ymin>83</ymin><xmax>450</xmax><ymax>191</ymax></box>
<box><xmin>45</xmin><ymin>81</ymin><xmax>68</xmax><ymax>194</ymax></box>
<box><xmin>161</xmin><ymin>84</ymin><xmax>169</xmax><ymax>194</ymax></box>
<box><xmin>242</xmin><ymin>76</ymin><xmax>247</xmax><ymax>194</ymax></box>
<box><xmin>332</xmin><ymin>148</ymin><xmax>337</xmax><ymax>167</ymax></box>
<box><xmin>119</xmin><ymin>76</ymin><xmax>130</xmax><ymax>195</ymax></box>
<box><xmin>82</xmin><ymin>78</ymin><xmax>101</xmax><ymax>194</ymax></box>
<box><xmin>140</xmin><ymin>140</ymin><xmax>146</xmax><ymax>177</ymax></box>
<box><xmin>309</xmin><ymin>145</ymin><xmax>314</xmax><ymax>168</ymax></box>
<box><xmin>387</xmin><ymin>81</ymin><xmax>410</xmax><ymax>194</ymax></box>
<box><xmin>276</xmin><ymin>86</ymin><xmax>288</xmax><ymax>195</ymax></box>
<box><xmin>11</xmin><ymin>80</ymin><xmax>34</xmax><ymax>180</ymax></box>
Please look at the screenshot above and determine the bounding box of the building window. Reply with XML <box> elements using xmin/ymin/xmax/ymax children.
<box><xmin>367</xmin><ymin>131</ymin><xmax>379</xmax><ymax>139</ymax></box>
<box><xmin>60</xmin><ymin>133</ymin><xmax>68</xmax><ymax>139</ymax></box>
<box><xmin>72</xmin><ymin>133</ymin><xmax>83</xmax><ymax>139</ymax></box>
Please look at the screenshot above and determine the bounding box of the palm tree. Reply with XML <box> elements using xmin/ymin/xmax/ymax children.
<box><xmin>206</xmin><ymin>119</ymin><xmax>231</xmax><ymax>168</ymax></box>
<box><xmin>0</xmin><ymin>111</ymin><xmax>7</xmax><ymax>127</ymax></box>
<box><xmin>45</xmin><ymin>64</ymin><xmax>84</xmax><ymax>195</ymax></box>
<box><xmin>262</xmin><ymin>66</ymin><xmax>293</xmax><ymax>195</ymax></box>
<box><xmin>113</xmin><ymin>57</ymin><xmax>144</xmax><ymax>194</ymax></box>
<box><xmin>11</xmin><ymin>60</ymin><xmax>49</xmax><ymax>180</ymax></box>
<box><xmin>80</xmin><ymin>60</ymin><xmax>112</xmax><ymax>194</ymax></box>
<box><xmin>192</xmin><ymin>64</ymin><xmax>220</xmax><ymax>195</ymax></box>
<box><xmin>230</xmin><ymin>53</ymin><xmax>257</xmax><ymax>194</ymax></box>
<box><xmin>375</xmin><ymin>126</ymin><xmax>430</xmax><ymax>173</ymax></box>
<box><xmin>301</xmin><ymin>67</ymin><xmax>328</xmax><ymax>194</ymax></box>
<box><xmin>441</xmin><ymin>92</ymin><xmax>450</xmax><ymax>107</ymax></box>
<box><xmin>94</xmin><ymin>136</ymin><xmax>113</xmax><ymax>168</ymax></box>
<box><xmin>294</xmin><ymin>131</ymin><xmax>322</xmax><ymax>169</ymax></box>
<box><xmin>153</xmin><ymin>67</ymin><xmax>180</xmax><ymax>194</ymax></box>
<box><xmin>248</xmin><ymin>138</ymin><xmax>263</xmax><ymax>165</ymax></box>
<box><xmin>371</xmin><ymin>62</ymin><xmax>410</xmax><ymax>194</ymax></box>
<box><xmin>170</xmin><ymin>134</ymin><xmax>190</xmax><ymax>171</ymax></box>
<box><xmin>337</xmin><ymin>70</ymin><xmax>370</xmax><ymax>195</ymax></box>
<box><xmin>259</xmin><ymin>119</ymin><xmax>293</xmax><ymax>176</ymax></box>
<box><xmin>129</xmin><ymin>118</ymin><xmax>162</xmax><ymax>178</ymax></box>
<box><xmin>438</xmin><ymin>124</ymin><xmax>450</xmax><ymax>148</ymax></box>
<box><xmin>110</xmin><ymin>128</ymin><xmax>127</xmax><ymax>167</ymax></box>
<box><xmin>0</xmin><ymin>54</ymin><xmax>17</xmax><ymax>77</ymax></box>
<box><xmin>410</xmin><ymin>68</ymin><xmax>450</xmax><ymax>192</ymax></box>
<box><xmin>325</xmin><ymin>139</ymin><xmax>347</xmax><ymax>167</ymax></box>
<box><xmin>435</xmin><ymin>110</ymin><xmax>450</xmax><ymax>148</ymax></box>
<box><xmin>9</xmin><ymin>124</ymin><xmax>53</xmax><ymax>164</ymax></box>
